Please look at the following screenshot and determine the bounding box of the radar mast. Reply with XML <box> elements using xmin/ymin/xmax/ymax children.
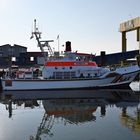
<box><xmin>30</xmin><ymin>19</ymin><xmax>54</xmax><ymax>60</ymax></box>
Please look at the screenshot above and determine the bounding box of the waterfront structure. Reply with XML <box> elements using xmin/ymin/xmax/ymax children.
<box><xmin>0</xmin><ymin>44</ymin><xmax>27</xmax><ymax>57</ymax></box>
<box><xmin>120</xmin><ymin>16</ymin><xmax>140</xmax><ymax>53</ymax></box>
<box><xmin>0</xmin><ymin>44</ymin><xmax>27</xmax><ymax>68</ymax></box>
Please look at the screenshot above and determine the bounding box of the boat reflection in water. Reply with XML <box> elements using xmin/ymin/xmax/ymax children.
<box><xmin>0</xmin><ymin>89</ymin><xmax>140</xmax><ymax>140</ymax></box>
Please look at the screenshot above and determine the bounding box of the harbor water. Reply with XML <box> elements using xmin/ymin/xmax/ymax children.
<box><xmin>0</xmin><ymin>82</ymin><xmax>140</xmax><ymax>140</ymax></box>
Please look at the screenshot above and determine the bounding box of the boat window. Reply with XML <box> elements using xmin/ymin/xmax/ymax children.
<box><xmin>55</xmin><ymin>67</ymin><xmax>58</xmax><ymax>69</ymax></box>
<box><xmin>70</xmin><ymin>66</ymin><xmax>72</xmax><ymax>69</ymax></box>
<box><xmin>76</xmin><ymin>56</ymin><xmax>79</xmax><ymax>61</ymax></box>
<box><xmin>53</xmin><ymin>71</ymin><xmax>76</xmax><ymax>79</ymax></box>
<box><xmin>88</xmin><ymin>73</ymin><xmax>90</xmax><ymax>77</ymax></box>
<box><xmin>25</xmin><ymin>72</ymin><xmax>32</xmax><ymax>74</ymax></box>
<box><xmin>62</xmin><ymin>67</ymin><xmax>65</xmax><ymax>69</ymax></box>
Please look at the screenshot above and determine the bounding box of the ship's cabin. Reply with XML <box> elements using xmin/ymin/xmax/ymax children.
<box><xmin>63</xmin><ymin>52</ymin><xmax>95</xmax><ymax>62</ymax></box>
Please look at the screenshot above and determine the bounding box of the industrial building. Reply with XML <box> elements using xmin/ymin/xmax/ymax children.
<box><xmin>0</xmin><ymin>44</ymin><xmax>45</xmax><ymax>68</ymax></box>
<box><xmin>0</xmin><ymin>44</ymin><xmax>27</xmax><ymax>57</ymax></box>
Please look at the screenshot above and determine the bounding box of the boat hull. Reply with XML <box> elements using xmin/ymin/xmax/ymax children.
<box><xmin>1</xmin><ymin>70</ymin><xmax>139</xmax><ymax>91</ymax></box>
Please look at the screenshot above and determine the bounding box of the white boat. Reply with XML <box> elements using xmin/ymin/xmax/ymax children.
<box><xmin>0</xmin><ymin>20</ymin><xmax>140</xmax><ymax>91</ymax></box>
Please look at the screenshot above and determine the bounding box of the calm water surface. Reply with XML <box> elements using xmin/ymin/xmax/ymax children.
<box><xmin>0</xmin><ymin>82</ymin><xmax>140</xmax><ymax>140</ymax></box>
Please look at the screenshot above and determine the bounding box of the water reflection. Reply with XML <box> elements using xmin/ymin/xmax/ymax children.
<box><xmin>120</xmin><ymin>104</ymin><xmax>140</xmax><ymax>135</ymax></box>
<box><xmin>0</xmin><ymin>89</ymin><xmax>140</xmax><ymax>140</ymax></box>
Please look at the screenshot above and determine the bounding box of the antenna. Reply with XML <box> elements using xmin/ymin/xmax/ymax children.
<box><xmin>34</xmin><ymin>19</ymin><xmax>36</xmax><ymax>32</ymax></box>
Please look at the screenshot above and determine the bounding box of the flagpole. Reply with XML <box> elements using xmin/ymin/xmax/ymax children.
<box><xmin>57</xmin><ymin>35</ymin><xmax>60</xmax><ymax>54</ymax></box>
<box><xmin>58</xmin><ymin>36</ymin><xmax>59</xmax><ymax>53</ymax></box>
<box><xmin>136</xmin><ymin>27</ymin><xmax>140</xmax><ymax>90</ymax></box>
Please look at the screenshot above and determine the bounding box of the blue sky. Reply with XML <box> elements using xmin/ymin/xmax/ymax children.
<box><xmin>0</xmin><ymin>0</ymin><xmax>140</xmax><ymax>55</ymax></box>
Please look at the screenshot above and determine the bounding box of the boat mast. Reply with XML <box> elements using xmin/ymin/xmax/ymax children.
<box><xmin>30</xmin><ymin>19</ymin><xmax>54</xmax><ymax>60</ymax></box>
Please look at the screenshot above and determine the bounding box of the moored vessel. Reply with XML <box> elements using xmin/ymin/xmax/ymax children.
<box><xmin>0</xmin><ymin>20</ymin><xmax>140</xmax><ymax>92</ymax></box>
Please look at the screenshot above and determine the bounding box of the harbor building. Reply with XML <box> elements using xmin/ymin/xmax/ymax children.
<box><xmin>0</xmin><ymin>44</ymin><xmax>27</xmax><ymax>57</ymax></box>
<box><xmin>0</xmin><ymin>44</ymin><xmax>27</xmax><ymax>68</ymax></box>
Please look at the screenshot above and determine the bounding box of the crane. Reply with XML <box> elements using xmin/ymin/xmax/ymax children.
<box><xmin>30</xmin><ymin>19</ymin><xmax>54</xmax><ymax>60</ymax></box>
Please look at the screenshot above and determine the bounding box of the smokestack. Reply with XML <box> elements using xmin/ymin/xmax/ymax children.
<box><xmin>65</xmin><ymin>41</ymin><xmax>71</xmax><ymax>52</ymax></box>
